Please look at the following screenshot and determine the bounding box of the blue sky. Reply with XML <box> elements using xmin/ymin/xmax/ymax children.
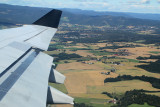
<box><xmin>0</xmin><ymin>0</ymin><xmax>160</xmax><ymax>13</ymax></box>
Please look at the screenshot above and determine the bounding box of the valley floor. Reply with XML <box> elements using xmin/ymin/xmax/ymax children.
<box><xmin>46</xmin><ymin>41</ymin><xmax>160</xmax><ymax>107</ymax></box>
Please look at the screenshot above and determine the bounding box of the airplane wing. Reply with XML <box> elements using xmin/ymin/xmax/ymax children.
<box><xmin>0</xmin><ymin>9</ymin><xmax>74</xmax><ymax>107</ymax></box>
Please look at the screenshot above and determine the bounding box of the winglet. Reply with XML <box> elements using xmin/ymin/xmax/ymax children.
<box><xmin>33</xmin><ymin>9</ymin><xmax>62</xmax><ymax>28</ymax></box>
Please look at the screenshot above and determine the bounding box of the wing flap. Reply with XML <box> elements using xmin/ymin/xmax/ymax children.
<box><xmin>47</xmin><ymin>86</ymin><xmax>74</xmax><ymax>104</ymax></box>
<box><xmin>49</xmin><ymin>69</ymin><xmax>66</xmax><ymax>84</ymax></box>
<box><xmin>0</xmin><ymin>50</ymin><xmax>53</xmax><ymax>107</ymax></box>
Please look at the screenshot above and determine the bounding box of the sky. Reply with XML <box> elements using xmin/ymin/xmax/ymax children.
<box><xmin>0</xmin><ymin>0</ymin><xmax>160</xmax><ymax>13</ymax></box>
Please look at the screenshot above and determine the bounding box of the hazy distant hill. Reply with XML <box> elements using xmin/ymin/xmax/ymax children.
<box><xmin>62</xmin><ymin>11</ymin><xmax>160</xmax><ymax>27</ymax></box>
<box><xmin>0</xmin><ymin>3</ymin><xmax>50</xmax><ymax>24</ymax></box>
<box><xmin>61</xmin><ymin>8</ymin><xmax>160</xmax><ymax>21</ymax></box>
<box><xmin>0</xmin><ymin>3</ymin><xmax>160</xmax><ymax>27</ymax></box>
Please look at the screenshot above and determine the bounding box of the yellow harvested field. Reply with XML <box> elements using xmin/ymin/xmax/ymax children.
<box><xmin>51</xmin><ymin>104</ymin><xmax>73</xmax><ymax>107</ymax></box>
<box><xmin>67</xmin><ymin>41</ymin><xmax>73</xmax><ymax>43</ymax></box>
<box><xmin>64</xmin><ymin>70</ymin><xmax>106</xmax><ymax>93</ymax></box>
<box><xmin>64</xmin><ymin>69</ymin><xmax>117</xmax><ymax>94</ymax></box>
<box><xmin>69</xmin><ymin>43</ymin><xmax>87</xmax><ymax>48</ymax></box>
<box><xmin>87</xmin><ymin>80</ymin><xmax>160</xmax><ymax>94</ymax></box>
<box><xmin>57</xmin><ymin>62</ymin><xmax>103</xmax><ymax>71</ymax></box>
<box><xmin>49</xmin><ymin>42</ymin><xmax>160</xmax><ymax>102</ymax></box>
<box><xmin>114</xmin><ymin>62</ymin><xmax>160</xmax><ymax>78</ymax></box>
<box><xmin>91</xmin><ymin>43</ymin><xmax>107</xmax><ymax>47</ymax></box>
<box><xmin>50</xmin><ymin>41</ymin><xmax>56</xmax><ymax>44</ymax></box>
<box><xmin>74</xmin><ymin>50</ymin><xmax>95</xmax><ymax>57</ymax></box>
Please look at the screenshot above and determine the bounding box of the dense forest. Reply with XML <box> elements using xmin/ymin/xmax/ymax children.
<box><xmin>112</xmin><ymin>90</ymin><xmax>160</xmax><ymax>107</ymax></box>
<box><xmin>137</xmin><ymin>55</ymin><xmax>160</xmax><ymax>60</ymax></box>
<box><xmin>50</xmin><ymin>53</ymin><xmax>82</xmax><ymax>61</ymax></box>
<box><xmin>137</xmin><ymin>59</ymin><xmax>160</xmax><ymax>74</ymax></box>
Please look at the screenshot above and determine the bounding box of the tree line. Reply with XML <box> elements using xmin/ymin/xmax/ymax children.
<box><xmin>104</xmin><ymin>75</ymin><xmax>160</xmax><ymax>89</ymax></box>
<box><xmin>111</xmin><ymin>89</ymin><xmax>160</xmax><ymax>107</ymax></box>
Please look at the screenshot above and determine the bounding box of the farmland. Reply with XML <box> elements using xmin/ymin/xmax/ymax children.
<box><xmin>47</xmin><ymin>39</ymin><xmax>160</xmax><ymax>107</ymax></box>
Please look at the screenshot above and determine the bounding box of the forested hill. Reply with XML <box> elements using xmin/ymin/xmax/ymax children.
<box><xmin>0</xmin><ymin>3</ymin><xmax>160</xmax><ymax>27</ymax></box>
<box><xmin>0</xmin><ymin>4</ymin><xmax>50</xmax><ymax>24</ymax></box>
<box><xmin>62</xmin><ymin>12</ymin><xmax>160</xmax><ymax>27</ymax></box>
<box><xmin>61</xmin><ymin>8</ymin><xmax>160</xmax><ymax>21</ymax></box>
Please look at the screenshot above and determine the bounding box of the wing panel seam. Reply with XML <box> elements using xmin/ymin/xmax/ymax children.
<box><xmin>0</xmin><ymin>49</ymin><xmax>39</xmax><ymax>101</ymax></box>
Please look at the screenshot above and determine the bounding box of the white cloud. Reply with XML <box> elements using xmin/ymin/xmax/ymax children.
<box><xmin>141</xmin><ymin>0</ymin><xmax>150</xmax><ymax>4</ymax></box>
<box><xmin>73</xmin><ymin>0</ymin><xmax>108</xmax><ymax>2</ymax></box>
<box><xmin>78</xmin><ymin>2</ymin><xmax>109</xmax><ymax>10</ymax></box>
<box><xmin>127</xmin><ymin>0</ymin><xmax>150</xmax><ymax>5</ymax></box>
<box><xmin>0</xmin><ymin>0</ymin><xmax>159</xmax><ymax>13</ymax></box>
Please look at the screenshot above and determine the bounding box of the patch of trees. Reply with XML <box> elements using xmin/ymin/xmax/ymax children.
<box><xmin>137</xmin><ymin>55</ymin><xmax>160</xmax><ymax>60</ymax></box>
<box><xmin>137</xmin><ymin>59</ymin><xmax>160</xmax><ymax>74</ymax></box>
<box><xmin>104</xmin><ymin>75</ymin><xmax>160</xmax><ymax>89</ymax></box>
<box><xmin>99</xmin><ymin>44</ymin><xmax>140</xmax><ymax>50</ymax></box>
<box><xmin>139</xmin><ymin>89</ymin><xmax>160</xmax><ymax>93</ymax></box>
<box><xmin>102</xmin><ymin>89</ymin><xmax>160</xmax><ymax>100</ymax></box>
<box><xmin>102</xmin><ymin>92</ymin><xmax>113</xmax><ymax>98</ymax></box>
<box><xmin>102</xmin><ymin>92</ymin><xmax>119</xmax><ymax>100</ymax></box>
<box><xmin>112</xmin><ymin>89</ymin><xmax>160</xmax><ymax>107</ymax></box>
<box><xmin>51</xmin><ymin>53</ymin><xmax>82</xmax><ymax>61</ymax></box>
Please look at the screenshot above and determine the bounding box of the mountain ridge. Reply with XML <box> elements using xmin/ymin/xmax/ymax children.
<box><xmin>0</xmin><ymin>3</ymin><xmax>160</xmax><ymax>27</ymax></box>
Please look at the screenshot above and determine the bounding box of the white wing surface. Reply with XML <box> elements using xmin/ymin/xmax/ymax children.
<box><xmin>0</xmin><ymin>9</ymin><xmax>74</xmax><ymax>107</ymax></box>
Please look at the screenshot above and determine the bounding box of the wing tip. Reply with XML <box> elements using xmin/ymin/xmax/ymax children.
<box><xmin>33</xmin><ymin>9</ymin><xmax>62</xmax><ymax>28</ymax></box>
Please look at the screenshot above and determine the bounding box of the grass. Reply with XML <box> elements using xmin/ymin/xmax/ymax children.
<box><xmin>87</xmin><ymin>80</ymin><xmax>160</xmax><ymax>95</ymax></box>
<box><xmin>113</xmin><ymin>61</ymin><xmax>160</xmax><ymax>78</ymax></box>
<box><xmin>149</xmin><ymin>51</ymin><xmax>160</xmax><ymax>54</ymax></box>
<box><xmin>89</xmin><ymin>50</ymin><xmax>114</xmax><ymax>56</ymax></box>
<box><xmin>146</xmin><ymin>92</ymin><xmax>160</xmax><ymax>97</ymax></box>
<box><xmin>135</xmin><ymin>40</ymin><xmax>146</xmax><ymax>43</ymax></box>
<box><xmin>45</xmin><ymin>50</ymin><xmax>61</xmax><ymax>55</ymax></box>
<box><xmin>49</xmin><ymin>83</ymin><xmax>68</xmax><ymax>94</ymax></box>
<box><xmin>74</xmin><ymin>97</ymin><xmax>113</xmax><ymax>107</ymax></box>
<box><xmin>127</xmin><ymin>59</ymin><xmax>139</xmax><ymax>63</ymax></box>
<box><xmin>128</xmin><ymin>103</ymin><xmax>154</xmax><ymax>107</ymax></box>
<box><xmin>95</xmin><ymin>62</ymin><xmax>113</xmax><ymax>70</ymax></box>
<box><xmin>57</xmin><ymin>69</ymin><xmax>86</xmax><ymax>74</ymax></box>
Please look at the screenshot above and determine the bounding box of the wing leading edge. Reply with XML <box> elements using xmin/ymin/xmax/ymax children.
<box><xmin>0</xmin><ymin>9</ymin><xmax>74</xmax><ymax>107</ymax></box>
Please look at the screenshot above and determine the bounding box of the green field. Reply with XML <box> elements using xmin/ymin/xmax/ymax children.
<box><xmin>127</xmin><ymin>59</ymin><xmax>139</xmax><ymax>63</ymax></box>
<box><xmin>74</xmin><ymin>97</ymin><xmax>114</xmax><ymax>107</ymax></box>
<box><xmin>129</xmin><ymin>103</ymin><xmax>154</xmax><ymax>107</ymax></box>
<box><xmin>149</xmin><ymin>51</ymin><xmax>160</xmax><ymax>54</ymax></box>
<box><xmin>49</xmin><ymin>83</ymin><xmax>68</xmax><ymax>94</ymax></box>
<box><xmin>89</xmin><ymin>50</ymin><xmax>114</xmax><ymax>56</ymax></box>
<box><xmin>135</xmin><ymin>40</ymin><xmax>146</xmax><ymax>43</ymax></box>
